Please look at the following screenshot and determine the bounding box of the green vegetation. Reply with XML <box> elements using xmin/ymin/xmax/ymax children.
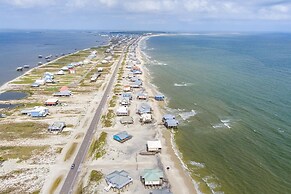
<box><xmin>0</xmin><ymin>146</ymin><xmax>48</xmax><ymax>161</ymax></box>
<box><xmin>102</xmin><ymin>110</ymin><xmax>115</xmax><ymax>127</ymax></box>
<box><xmin>56</xmin><ymin>147</ymin><xmax>63</xmax><ymax>154</ymax></box>
<box><xmin>49</xmin><ymin>175</ymin><xmax>63</xmax><ymax>194</ymax></box>
<box><xmin>109</xmin><ymin>95</ymin><xmax>118</xmax><ymax>108</ymax></box>
<box><xmin>64</xmin><ymin>142</ymin><xmax>78</xmax><ymax>161</ymax></box>
<box><xmin>90</xmin><ymin>170</ymin><xmax>103</xmax><ymax>183</ymax></box>
<box><xmin>0</xmin><ymin>122</ymin><xmax>48</xmax><ymax>140</ymax></box>
<box><xmin>89</xmin><ymin>132</ymin><xmax>107</xmax><ymax>159</ymax></box>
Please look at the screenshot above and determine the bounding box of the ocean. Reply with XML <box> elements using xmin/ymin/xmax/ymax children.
<box><xmin>0</xmin><ymin>30</ymin><xmax>108</xmax><ymax>86</ymax></box>
<box><xmin>142</xmin><ymin>34</ymin><xmax>291</xmax><ymax>194</ymax></box>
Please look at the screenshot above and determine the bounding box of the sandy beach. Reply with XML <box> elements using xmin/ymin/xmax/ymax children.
<box><xmin>0</xmin><ymin>34</ymin><xmax>197</xmax><ymax>194</ymax></box>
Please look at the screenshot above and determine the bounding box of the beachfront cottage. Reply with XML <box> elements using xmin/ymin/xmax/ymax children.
<box><xmin>90</xmin><ymin>73</ymin><xmax>101</xmax><ymax>82</ymax></box>
<box><xmin>137</xmin><ymin>92</ymin><xmax>148</xmax><ymax>100</ymax></box>
<box><xmin>31</xmin><ymin>82</ymin><xmax>40</xmax><ymax>87</ymax></box>
<box><xmin>140</xmin><ymin>113</ymin><xmax>153</xmax><ymax>124</ymax></box>
<box><xmin>120</xmin><ymin>116</ymin><xmax>134</xmax><ymax>124</ymax></box>
<box><xmin>130</xmin><ymin>80</ymin><xmax>143</xmax><ymax>88</ymax></box>
<box><xmin>116</xmin><ymin>106</ymin><xmax>129</xmax><ymax>116</ymax></box>
<box><xmin>123</xmin><ymin>85</ymin><xmax>131</xmax><ymax>92</ymax></box>
<box><xmin>97</xmin><ymin>67</ymin><xmax>103</xmax><ymax>72</ymax></box>
<box><xmin>21</xmin><ymin>106</ymin><xmax>49</xmax><ymax>117</ymax></box>
<box><xmin>137</xmin><ymin>103</ymin><xmax>152</xmax><ymax>115</ymax></box>
<box><xmin>113</xmin><ymin>131</ymin><xmax>132</xmax><ymax>143</ymax></box>
<box><xmin>120</xmin><ymin>97</ymin><xmax>131</xmax><ymax>106</ymax></box>
<box><xmin>154</xmin><ymin>94</ymin><xmax>165</xmax><ymax>101</ymax></box>
<box><xmin>44</xmin><ymin>98</ymin><xmax>59</xmax><ymax>106</ymax></box>
<box><xmin>101</xmin><ymin>59</ymin><xmax>108</xmax><ymax>64</ymax></box>
<box><xmin>164</xmin><ymin>119</ymin><xmax>179</xmax><ymax>129</ymax></box>
<box><xmin>140</xmin><ymin>168</ymin><xmax>164</xmax><ymax>187</ymax></box>
<box><xmin>122</xmin><ymin>93</ymin><xmax>132</xmax><ymax>100</ymax></box>
<box><xmin>105</xmin><ymin>170</ymin><xmax>133</xmax><ymax>192</ymax></box>
<box><xmin>56</xmin><ymin>70</ymin><xmax>65</xmax><ymax>75</ymax></box>
<box><xmin>35</xmin><ymin>79</ymin><xmax>45</xmax><ymax>85</ymax></box>
<box><xmin>53</xmin><ymin>86</ymin><xmax>72</xmax><ymax>97</ymax></box>
<box><xmin>147</xmin><ymin>140</ymin><xmax>162</xmax><ymax>152</ymax></box>
<box><xmin>48</xmin><ymin>122</ymin><xmax>66</xmax><ymax>132</ymax></box>
<box><xmin>162</xmin><ymin>114</ymin><xmax>175</xmax><ymax>122</ymax></box>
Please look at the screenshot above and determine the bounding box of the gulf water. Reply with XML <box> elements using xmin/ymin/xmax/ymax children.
<box><xmin>143</xmin><ymin>34</ymin><xmax>291</xmax><ymax>194</ymax></box>
<box><xmin>0</xmin><ymin>30</ymin><xmax>107</xmax><ymax>86</ymax></box>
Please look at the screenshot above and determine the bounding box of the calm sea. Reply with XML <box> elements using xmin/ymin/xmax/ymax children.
<box><xmin>143</xmin><ymin>34</ymin><xmax>291</xmax><ymax>194</ymax></box>
<box><xmin>0</xmin><ymin>30</ymin><xmax>108</xmax><ymax>86</ymax></box>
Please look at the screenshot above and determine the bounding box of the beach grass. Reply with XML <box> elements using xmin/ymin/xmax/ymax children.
<box><xmin>0</xmin><ymin>122</ymin><xmax>48</xmax><ymax>140</ymax></box>
<box><xmin>49</xmin><ymin>175</ymin><xmax>63</xmax><ymax>194</ymax></box>
<box><xmin>0</xmin><ymin>146</ymin><xmax>49</xmax><ymax>161</ymax></box>
<box><xmin>90</xmin><ymin>170</ymin><xmax>103</xmax><ymax>183</ymax></box>
<box><xmin>64</xmin><ymin>142</ymin><xmax>78</xmax><ymax>161</ymax></box>
<box><xmin>89</xmin><ymin>132</ymin><xmax>107</xmax><ymax>159</ymax></box>
<box><xmin>102</xmin><ymin>110</ymin><xmax>115</xmax><ymax>127</ymax></box>
<box><xmin>109</xmin><ymin>95</ymin><xmax>117</xmax><ymax>107</ymax></box>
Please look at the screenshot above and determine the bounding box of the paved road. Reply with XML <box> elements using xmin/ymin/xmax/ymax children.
<box><xmin>59</xmin><ymin>42</ymin><xmax>131</xmax><ymax>194</ymax></box>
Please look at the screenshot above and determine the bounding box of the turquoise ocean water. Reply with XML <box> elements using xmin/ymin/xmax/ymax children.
<box><xmin>142</xmin><ymin>34</ymin><xmax>291</xmax><ymax>194</ymax></box>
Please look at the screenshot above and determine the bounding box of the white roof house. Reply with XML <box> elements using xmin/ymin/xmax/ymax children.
<box><xmin>116</xmin><ymin>106</ymin><xmax>129</xmax><ymax>116</ymax></box>
<box><xmin>140</xmin><ymin>113</ymin><xmax>153</xmax><ymax>123</ymax></box>
<box><xmin>147</xmin><ymin>140</ymin><xmax>162</xmax><ymax>152</ymax></box>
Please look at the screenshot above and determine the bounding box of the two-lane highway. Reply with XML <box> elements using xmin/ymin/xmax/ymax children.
<box><xmin>59</xmin><ymin>41</ymin><xmax>132</xmax><ymax>194</ymax></box>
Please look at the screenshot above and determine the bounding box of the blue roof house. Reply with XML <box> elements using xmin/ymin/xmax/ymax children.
<box><xmin>164</xmin><ymin>119</ymin><xmax>179</xmax><ymax>129</ymax></box>
<box><xmin>113</xmin><ymin>131</ymin><xmax>132</xmax><ymax>143</ymax></box>
<box><xmin>154</xmin><ymin>94</ymin><xmax>165</xmax><ymax>101</ymax></box>
<box><xmin>162</xmin><ymin>114</ymin><xmax>175</xmax><ymax>122</ymax></box>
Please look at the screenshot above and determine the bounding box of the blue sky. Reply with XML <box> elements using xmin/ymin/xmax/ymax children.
<box><xmin>0</xmin><ymin>0</ymin><xmax>291</xmax><ymax>31</ymax></box>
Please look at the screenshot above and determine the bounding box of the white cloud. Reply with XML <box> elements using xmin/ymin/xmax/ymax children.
<box><xmin>3</xmin><ymin>0</ymin><xmax>57</xmax><ymax>8</ymax></box>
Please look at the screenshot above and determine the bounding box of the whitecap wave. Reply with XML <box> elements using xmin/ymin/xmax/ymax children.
<box><xmin>190</xmin><ymin>161</ymin><xmax>205</xmax><ymax>168</ymax></box>
<box><xmin>179</xmin><ymin>110</ymin><xmax>197</xmax><ymax>120</ymax></box>
<box><xmin>212</xmin><ymin>119</ymin><xmax>232</xmax><ymax>129</ymax></box>
<box><xmin>174</xmin><ymin>82</ymin><xmax>193</xmax><ymax>87</ymax></box>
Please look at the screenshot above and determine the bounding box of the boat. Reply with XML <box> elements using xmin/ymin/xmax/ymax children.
<box><xmin>38</xmin><ymin>62</ymin><xmax>43</xmax><ymax>65</ymax></box>
<box><xmin>38</xmin><ymin>55</ymin><xmax>43</xmax><ymax>58</ymax></box>
<box><xmin>23</xmin><ymin>65</ymin><xmax>30</xmax><ymax>68</ymax></box>
<box><xmin>45</xmin><ymin>55</ymin><xmax>52</xmax><ymax>59</ymax></box>
<box><xmin>16</xmin><ymin>67</ymin><xmax>23</xmax><ymax>71</ymax></box>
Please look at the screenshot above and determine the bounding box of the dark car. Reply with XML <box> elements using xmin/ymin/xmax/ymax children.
<box><xmin>71</xmin><ymin>163</ymin><xmax>75</xmax><ymax>169</ymax></box>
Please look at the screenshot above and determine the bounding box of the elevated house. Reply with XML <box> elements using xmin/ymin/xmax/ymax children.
<box><xmin>45</xmin><ymin>98</ymin><xmax>59</xmax><ymax>106</ymax></box>
<box><xmin>113</xmin><ymin>131</ymin><xmax>132</xmax><ymax>143</ymax></box>
<box><xmin>56</xmin><ymin>70</ymin><xmax>65</xmax><ymax>75</ymax></box>
<box><xmin>147</xmin><ymin>140</ymin><xmax>162</xmax><ymax>152</ymax></box>
<box><xmin>140</xmin><ymin>168</ymin><xmax>164</xmax><ymax>187</ymax></box>
<box><xmin>123</xmin><ymin>85</ymin><xmax>131</xmax><ymax>92</ymax></box>
<box><xmin>162</xmin><ymin>114</ymin><xmax>175</xmax><ymax>122</ymax></box>
<box><xmin>90</xmin><ymin>73</ymin><xmax>101</xmax><ymax>82</ymax></box>
<box><xmin>137</xmin><ymin>92</ymin><xmax>148</xmax><ymax>100</ymax></box>
<box><xmin>137</xmin><ymin>103</ymin><xmax>152</xmax><ymax>115</ymax></box>
<box><xmin>120</xmin><ymin>116</ymin><xmax>134</xmax><ymax>124</ymax></box>
<box><xmin>48</xmin><ymin>122</ymin><xmax>66</xmax><ymax>132</ymax></box>
<box><xmin>122</xmin><ymin>93</ymin><xmax>132</xmax><ymax>100</ymax></box>
<box><xmin>116</xmin><ymin>106</ymin><xmax>129</xmax><ymax>116</ymax></box>
<box><xmin>120</xmin><ymin>97</ymin><xmax>131</xmax><ymax>106</ymax></box>
<box><xmin>164</xmin><ymin>119</ymin><xmax>179</xmax><ymax>129</ymax></box>
<box><xmin>154</xmin><ymin>94</ymin><xmax>165</xmax><ymax>101</ymax></box>
<box><xmin>31</xmin><ymin>82</ymin><xmax>40</xmax><ymax>87</ymax></box>
<box><xmin>130</xmin><ymin>80</ymin><xmax>142</xmax><ymax>88</ymax></box>
<box><xmin>53</xmin><ymin>86</ymin><xmax>72</xmax><ymax>97</ymax></box>
<box><xmin>105</xmin><ymin>170</ymin><xmax>133</xmax><ymax>192</ymax></box>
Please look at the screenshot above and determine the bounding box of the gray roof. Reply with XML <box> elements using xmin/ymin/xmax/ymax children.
<box><xmin>163</xmin><ymin>114</ymin><xmax>175</xmax><ymax>120</ymax></box>
<box><xmin>138</xmin><ymin>103</ymin><xmax>151</xmax><ymax>114</ymax></box>
<box><xmin>120</xmin><ymin>116</ymin><xmax>134</xmax><ymax>124</ymax></box>
<box><xmin>106</xmin><ymin>170</ymin><xmax>132</xmax><ymax>189</ymax></box>
<box><xmin>165</xmin><ymin>119</ymin><xmax>179</xmax><ymax>127</ymax></box>
<box><xmin>48</xmin><ymin>122</ymin><xmax>66</xmax><ymax>131</ymax></box>
<box><xmin>151</xmin><ymin>189</ymin><xmax>173</xmax><ymax>194</ymax></box>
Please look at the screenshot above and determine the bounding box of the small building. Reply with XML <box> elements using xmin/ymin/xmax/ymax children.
<box><xmin>154</xmin><ymin>94</ymin><xmax>165</xmax><ymax>101</ymax></box>
<box><xmin>164</xmin><ymin>119</ymin><xmax>179</xmax><ymax>129</ymax></box>
<box><xmin>53</xmin><ymin>91</ymin><xmax>71</xmax><ymax>97</ymax></box>
<box><xmin>138</xmin><ymin>103</ymin><xmax>152</xmax><ymax>115</ymax></box>
<box><xmin>120</xmin><ymin>97</ymin><xmax>130</xmax><ymax>106</ymax></box>
<box><xmin>140</xmin><ymin>168</ymin><xmax>164</xmax><ymax>186</ymax></box>
<box><xmin>140</xmin><ymin>113</ymin><xmax>153</xmax><ymax>124</ymax></box>
<box><xmin>56</xmin><ymin>70</ymin><xmax>65</xmax><ymax>75</ymax></box>
<box><xmin>120</xmin><ymin>116</ymin><xmax>134</xmax><ymax>124</ymax></box>
<box><xmin>105</xmin><ymin>170</ymin><xmax>133</xmax><ymax>192</ymax></box>
<box><xmin>69</xmin><ymin>68</ymin><xmax>76</xmax><ymax>74</ymax></box>
<box><xmin>45</xmin><ymin>98</ymin><xmax>59</xmax><ymax>106</ymax></box>
<box><xmin>116</xmin><ymin>106</ymin><xmax>129</xmax><ymax>116</ymax></box>
<box><xmin>97</xmin><ymin>67</ymin><xmax>103</xmax><ymax>72</ymax></box>
<box><xmin>48</xmin><ymin>122</ymin><xmax>66</xmax><ymax>132</ymax></box>
<box><xmin>101</xmin><ymin>59</ymin><xmax>108</xmax><ymax>64</ymax></box>
<box><xmin>61</xmin><ymin>66</ymin><xmax>69</xmax><ymax>71</ymax></box>
<box><xmin>130</xmin><ymin>80</ymin><xmax>142</xmax><ymax>88</ymax></box>
<box><xmin>147</xmin><ymin>140</ymin><xmax>162</xmax><ymax>152</ymax></box>
<box><xmin>162</xmin><ymin>114</ymin><xmax>175</xmax><ymax>122</ymax></box>
<box><xmin>35</xmin><ymin>79</ymin><xmax>45</xmax><ymax>85</ymax></box>
<box><xmin>90</xmin><ymin>73</ymin><xmax>101</xmax><ymax>82</ymax></box>
<box><xmin>31</xmin><ymin>82</ymin><xmax>40</xmax><ymax>87</ymax></box>
<box><xmin>113</xmin><ymin>131</ymin><xmax>132</xmax><ymax>143</ymax></box>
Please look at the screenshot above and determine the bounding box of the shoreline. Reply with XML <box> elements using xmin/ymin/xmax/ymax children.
<box><xmin>138</xmin><ymin>34</ymin><xmax>198</xmax><ymax>194</ymax></box>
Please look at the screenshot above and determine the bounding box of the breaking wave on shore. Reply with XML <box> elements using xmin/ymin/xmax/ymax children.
<box><xmin>174</xmin><ymin>82</ymin><xmax>193</xmax><ymax>87</ymax></box>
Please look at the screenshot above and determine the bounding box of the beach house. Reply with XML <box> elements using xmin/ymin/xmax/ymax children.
<box><xmin>105</xmin><ymin>170</ymin><xmax>133</xmax><ymax>192</ymax></box>
<box><xmin>137</xmin><ymin>103</ymin><xmax>152</xmax><ymax>115</ymax></box>
<box><xmin>140</xmin><ymin>168</ymin><xmax>164</xmax><ymax>187</ymax></box>
<box><xmin>122</xmin><ymin>92</ymin><xmax>132</xmax><ymax>100</ymax></box>
<box><xmin>147</xmin><ymin>140</ymin><xmax>162</xmax><ymax>152</ymax></box>
<box><xmin>53</xmin><ymin>86</ymin><xmax>72</xmax><ymax>97</ymax></box>
<box><xmin>164</xmin><ymin>119</ymin><xmax>179</xmax><ymax>129</ymax></box>
<box><xmin>116</xmin><ymin>106</ymin><xmax>129</xmax><ymax>116</ymax></box>
<box><xmin>120</xmin><ymin>116</ymin><xmax>134</xmax><ymax>124</ymax></box>
<box><xmin>44</xmin><ymin>98</ymin><xmax>59</xmax><ymax>106</ymax></box>
<box><xmin>21</xmin><ymin>106</ymin><xmax>49</xmax><ymax>117</ymax></box>
<box><xmin>120</xmin><ymin>97</ymin><xmax>131</xmax><ymax>106</ymax></box>
<box><xmin>48</xmin><ymin>122</ymin><xmax>66</xmax><ymax>132</ymax></box>
<box><xmin>162</xmin><ymin>114</ymin><xmax>175</xmax><ymax>122</ymax></box>
<box><xmin>140</xmin><ymin>113</ymin><xmax>153</xmax><ymax>124</ymax></box>
<box><xmin>123</xmin><ymin>85</ymin><xmax>131</xmax><ymax>92</ymax></box>
<box><xmin>113</xmin><ymin>131</ymin><xmax>132</xmax><ymax>143</ymax></box>
<box><xmin>154</xmin><ymin>94</ymin><xmax>165</xmax><ymax>101</ymax></box>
